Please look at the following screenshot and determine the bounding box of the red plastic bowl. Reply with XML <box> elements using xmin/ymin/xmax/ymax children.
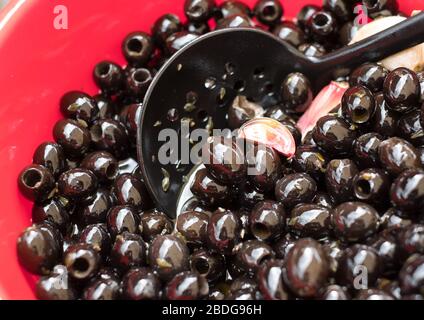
<box><xmin>0</xmin><ymin>0</ymin><xmax>422</xmax><ymax>300</ymax></box>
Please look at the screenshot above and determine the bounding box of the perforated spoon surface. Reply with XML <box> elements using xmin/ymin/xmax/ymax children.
<box><xmin>138</xmin><ymin>13</ymin><xmax>424</xmax><ymax>218</ymax></box>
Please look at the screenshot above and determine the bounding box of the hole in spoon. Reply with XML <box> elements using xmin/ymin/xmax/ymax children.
<box><xmin>197</xmin><ymin>109</ymin><xmax>209</xmax><ymax>123</ymax></box>
<box><xmin>262</xmin><ymin>82</ymin><xmax>274</xmax><ymax>95</ymax></box>
<box><xmin>253</xmin><ymin>66</ymin><xmax>265</xmax><ymax>79</ymax></box>
<box><xmin>225</xmin><ymin>62</ymin><xmax>236</xmax><ymax>75</ymax></box>
<box><xmin>234</xmin><ymin>80</ymin><xmax>246</xmax><ymax>92</ymax></box>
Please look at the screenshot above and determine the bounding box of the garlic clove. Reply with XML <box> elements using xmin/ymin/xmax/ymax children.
<box><xmin>238</xmin><ymin>117</ymin><xmax>296</xmax><ymax>158</ymax></box>
<box><xmin>296</xmin><ymin>81</ymin><xmax>348</xmax><ymax>138</ymax></box>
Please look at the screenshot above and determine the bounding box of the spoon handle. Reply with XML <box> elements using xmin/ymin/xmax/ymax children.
<box><xmin>315</xmin><ymin>12</ymin><xmax>424</xmax><ymax>75</ymax></box>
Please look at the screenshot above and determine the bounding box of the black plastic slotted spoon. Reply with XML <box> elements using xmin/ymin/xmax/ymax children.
<box><xmin>138</xmin><ymin>12</ymin><xmax>424</xmax><ymax>218</ymax></box>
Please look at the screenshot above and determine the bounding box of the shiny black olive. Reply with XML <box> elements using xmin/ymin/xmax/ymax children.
<box><xmin>307</xmin><ymin>11</ymin><xmax>338</xmax><ymax>46</ymax></box>
<box><xmin>90</xmin><ymin>119</ymin><xmax>130</xmax><ymax>159</ymax></box>
<box><xmin>215</xmin><ymin>0</ymin><xmax>251</xmax><ymax>21</ymax></box>
<box><xmin>383</xmin><ymin>67</ymin><xmax>420</xmax><ymax>113</ymax></box>
<box><xmin>93</xmin><ymin>61</ymin><xmax>125</xmax><ymax>95</ymax></box>
<box><xmin>122</xmin><ymin>267</ymin><xmax>161</xmax><ymax>300</ymax></box>
<box><xmin>190</xmin><ymin>168</ymin><xmax>231</xmax><ymax>207</ymax></box>
<box><xmin>352</xmin><ymin>168</ymin><xmax>391</xmax><ymax>206</ymax></box>
<box><xmin>362</xmin><ymin>0</ymin><xmax>398</xmax><ymax>17</ymax></box>
<box><xmin>246</xmin><ymin>144</ymin><xmax>283</xmax><ymax>192</ymax></box>
<box><xmin>81</xmin><ymin>151</ymin><xmax>118</xmax><ymax>182</ymax></box>
<box><xmin>350</xmin><ymin>63</ymin><xmax>389</xmax><ymax>93</ymax></box>
<box><xmin>106</xmin><ymin>205</ymin><xmax>141</xmax><ymax>238</ymax></box>
<box><xmin>257</xmin><ymin>259</ymin><xmax>290</xmax><ymax>300</ymax></box>
<box><xmin>149</xmin><ymin>235</ymin><xmax>190</xmax><ymax>281</ymax></box>
<box><xmin>122</xmin><ymin>31</ymin><xmax>154</xmax><ymax>66</ymax></box>
<box><xmin>58</xmin><ymin>168</ymin><xmax>98</xmax><ymax>201</ymax></box>
<box><xmin>151</xmin><ymin>14</ymin><xmax>184</xmax><ymax>48</ymax></box>
<box><xmin>64</xmin><ymin>243</ymin><xmax>101</xmax><ymax>281</ymax></box>
<box><xmin>32</xmin><ymin>199</ymin><xmax>70</xmax><ymax>232</ymax></box>
<box><xmin>370</xmin><ymin>229</ymin><xmax>399</xmax><ymax>276</ymax></box>
<box><xmin>331</xmin><ymin>201</ymin><xmax>380</xmax><ymax>242</ymax></box>
<box><xmin>397</xmin><ymin>224</ymin><xmax>424</xmax><ymax>260</ymax></box>
<box><xmin>113</xmin><ymin>173</ymin><xmax>152</xmax><ymax>210</ymax></box>
<box><xmin>60</xmin><ymin>91</ymin><xmax>99</xmax><ymax>124</ymax></box>
<box><xmin>336</xmin><ymin>244</ymin><xmax>381</xmax><ymax>288</ymax></box>
<box><xmin>165</xmin><ymin>31</ymin><xmax>199</xmax><ymax>55</ymax></box>
<box><xmin>390</xmin><ymin>170</ymin><xmax>424</xmax><ymax>214</ymax></box>
<box><xmin>283</xmin><ymin>238</ymin><xmax>330</xmax><ymax>298</ymax></box>
<box><xmin>76</xmin><ymin>189</ymin><xmax>113</xmax><ymax>225</ymax></box>
<box><xmin>125</xmin><ymin>67</ymin><xmax>153</xmax><ymax>99</ymax></box>
<box><xmin>166</xmin><ymin>271</ymin><xmax>209</xmax><ymax>300</ymax></box>
<box><xmin>325</xmin><ymin>159</ymin><xmax>358</xmax><ymax>204</ymax></box>
<box><xmin>33</xmin><ymin>142</ymin><xmax>66</xmax><ymax>177</ymax></box>
<box><xmin>79</xmin><ymin>224</ymin><xmax>111</xmax><ymax>258</ymax></box>
<box><xmin>275</xmin><ymin>173</ymin><xmax>317</xmax><ymax>208</ymax></box>
<box><xmin>253</xmin><ymin>0</ymin><xmax>283</xmax><ymax>26</ymax></box>
<box><xmin>398</xmin><ymin>109</ymin><xmax>424</xmax><ymax>146</ymax></box>
<box><xmin>140</xmin><ymin>209</ymin><xmax>174</xmax><ymax>242</ymax></box>
<box><xmin>17</xmin><ymin>223</ymin><xmax>61</xmax><ymax>275</ymax></box>
<box><xmin>353</xmin><ymin>132</ymin><xmax>383</xmax><ymax>168</ymax></box>
<box><xmin>176</xmin><ymin>210</ymin><xmax>209</xmax><ymax>246</ymax></box>
<box><xmin>399</xmin><ymin>254</ymin><xmax>424</xmax><ymax>295</ymax></box>
<box><xmin>234</xmin><ymin>240</ymin><xmax>275</xmax><ymax>275</ymax></box>
<box><xmin>296</xmin><ymin>4</ymin><xmax>320</xmax><ymax>31</ymax></box>
<box><xmin>312</xmin><ymin>115</ymin><xmax>357</xmax><ymax>157</ymax></box>
<box><xmin>190</xmin><ymin>249</ymin><xmax>226</xmax><ymax>283</ymax></box>
<box><xmin>53</xmin><ymin>119</ymin><xmax>91</xmax><ymax>158</ymax></box>
<box><xmin>341</xmin><ymin>85</ymin><xmax>376</xmax><ymax>124</ymax></box>
<box><xmin>371</xmin><ymin>92</ymin><xmax>400</xmax><ymax>137</ymax></box>
<box><xmin>281</xmin><ymin>72</ymin><xmax>313</xmax><ymax>113</ymax></box>
<box><xmin>272</xmin><ymin>21</ymin><xmax>305</xmax><ymax>47</ymax></box>
<box><xmin>110</xmin><ymin>231</ymin><xmax>147</xmax><ymax>271</ymax></box>
<box><xmin>184</xmin><ymin>0</ymin><xmax>216</xmax><ymax>22</ymax></box>
<box><xmin>35</xmin><ymin>265</ymin><xmax>76</xmax><ymax>300</ymax></box>
<box><xmin>292</xmin><ymin>145</ymin><xmax>327</xmax><ymax>182</ymax></box>
<box><xmin>288</xmin><ymin>204</ymin><xmax>331</xmax><ymax>239</ymax></box>
<box><xmin>249</xmin><ymin>200</ymin><xmax>285</xmax><ymax>241</ymax></box>
<box><xmin>323</xmin><ymin>0</ymin><xmax>353</xmax><ymax>22</ymax></box>
<box><xmin>203</xmin><ymin>136</ymin><xmax>247</xmax><ymax>184</ymax></box>
<box><xmin>215</xmin><ymin>14</ymin><xmax>254</xmax><ymax>29</ymax></box>
<box><xmin>207</xmin><ymin>209</ymin><xmax>242</xmax><ymax>255</ymax></box>
<box><xmin>378</xmin><ymin>137</ymin><xmax>422</xmax><ymax>175</ymax></box>
<box><xmin>82</xmin><ymin>271</ymin><xmax>121</xmax><ymax>300</ymax></box>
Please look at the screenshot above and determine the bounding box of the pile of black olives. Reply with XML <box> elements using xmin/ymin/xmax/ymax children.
<box><xmin>17</xmin><ymin>0</ymin><xmax>424</xmax><ymax>300</ymax></box>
